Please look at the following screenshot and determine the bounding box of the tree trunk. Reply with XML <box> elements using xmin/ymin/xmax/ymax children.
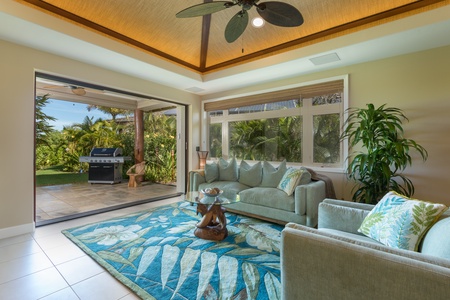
<box><xmin>134</xmin><ymin>109</ymin><xmax>144</xmax><ymax>165</ymax></box>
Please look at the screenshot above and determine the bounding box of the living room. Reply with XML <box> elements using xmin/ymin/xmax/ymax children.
<box><xmin>1</xmin><ymin>0</ymin><xmax>450</xmax><ymax>299</ymax></box>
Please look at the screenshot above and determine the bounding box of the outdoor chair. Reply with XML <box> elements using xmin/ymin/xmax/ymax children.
<box><xmin>126</xmin><ymin>161</ymin><xmax>146</xmax><ymax>187</ymax></box>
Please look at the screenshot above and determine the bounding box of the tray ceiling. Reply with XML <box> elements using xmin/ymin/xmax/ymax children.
<box><xmin>18</xmin><ymin>0</ymin><xmax>447</xmax><ymax>73</ymax></box>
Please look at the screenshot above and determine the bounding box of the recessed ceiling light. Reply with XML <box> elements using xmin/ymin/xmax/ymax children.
<box><xmin>252</xmin><ymin>17</ymin><xmax>265</xmax><ymax>28</ymax></box>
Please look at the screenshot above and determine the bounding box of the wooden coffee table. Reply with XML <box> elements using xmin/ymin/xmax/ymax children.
<box><xmin>183</xmin><ymin>191</ymin><xmax>239</xmax><ymax>241</ymax></box>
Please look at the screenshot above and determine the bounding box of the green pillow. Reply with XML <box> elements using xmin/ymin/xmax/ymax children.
<box><xmin>239</xmin><ymin>161</ymin><xmax>262</xmax><ymax>187</ymax></box>
<box><xmin>204</xmin><ymin>162</ymin><xmax>219</xmax><ymax>183</ymax></box>
<box><xmin>358</xmin><ymin>191</ymin><xmax>448</xmax><ymax>251</ymax></box>
<box><xmin>260</xmin><ymin>160</ymin><xmax>287</xmax><ymax>188</ymax></box>
<box><xmin>277</xmin><ymin>167</ymin><xmax>306</xmax><ymax>196</ymax></box>
<box><xmin>296</xmin><ymin>167</ymin><xmax>311</xmax><ymax>185</ymax></box>
<box><xmin>218</xmin><ymin>157</ymin><xmax>238</xmax><ymax>181</ymax></box>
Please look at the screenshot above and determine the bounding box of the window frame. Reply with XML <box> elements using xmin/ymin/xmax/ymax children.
<box><xmin>201</xmin><ymin>75</ymin><xmax>349</xmax><ymax>173</ymax></box>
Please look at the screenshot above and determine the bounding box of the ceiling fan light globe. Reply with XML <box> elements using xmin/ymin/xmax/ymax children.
<box><xmin>252</xmin><ymin>17</ymin><xmax>265</xmax><ymax>28</ymax></box>
<box><xmin>72</xmin><ymin>88</ymin><xmax>86</xmax><ymax>96</ymax></box>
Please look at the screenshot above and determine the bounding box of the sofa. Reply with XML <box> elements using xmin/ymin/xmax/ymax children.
<box><xmin>188</xmin><ymin>158</ymin><xmax>330</xmax><ymax>227</ymax></box>
<box><xmin>281</xmin><ymin>197</ymin><xmax>450</xmax><ymax>300</ymax></box>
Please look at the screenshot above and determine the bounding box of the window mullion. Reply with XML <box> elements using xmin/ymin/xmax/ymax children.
<box><xmin>222</xmin><ymin>110</ymin><xmax>229</xmax><ymax>159</ymax></box>
<box><xmin>302</xmin><ymin>99</ymin><xmax>313</xmax><ymax>165</ymax></box>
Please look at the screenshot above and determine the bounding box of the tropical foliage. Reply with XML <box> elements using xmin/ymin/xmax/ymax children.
<box><xmin>341</xmin><ymin>103</ymin><xmax>428</xmax><ymax>204</ymax></box>
<box><xmin>143</xmin><ymin>113</ymin><xmax>177</xmax><ymax>183</ymax></box>
<box><xmin>87</xmin><ymin>104</ymin><xmax>131</xmax><ymax>121</ymax></box>
<box><xmin>210</xmin><ymin>95</ymin><xmax>341</xmax><ymax>165</ymax></box>
<box><xmin>35</xmin><ymin>98</ymin><xmax>177</xmax><ymax>183</ymax></box>
<box><xmin>35</xmin><ymin>94</ymin><xmax>56</xmax><ymax>147</ymax></box>
<box><xmin>229</xmin><ymin>117</ymin><xmax>303</xmax><ymax>162</ymax></box>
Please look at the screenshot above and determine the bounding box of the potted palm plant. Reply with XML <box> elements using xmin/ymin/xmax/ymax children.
<box><xmin>341</xmin><ymin>103</ymin><xmax>428</xmax><ymax>204</ymax></box>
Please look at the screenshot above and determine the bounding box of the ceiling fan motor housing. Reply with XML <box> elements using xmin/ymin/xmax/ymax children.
<box><xmin>240</xmin><ymin>0</ymin><xmax>255</xmax><ymax>11</ymax></box>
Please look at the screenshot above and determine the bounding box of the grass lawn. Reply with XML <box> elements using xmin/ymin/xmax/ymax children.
<box><xmin>36</xmin><ymin>165</ymin><xmax>88</xmax><ymax>187</ymax></box>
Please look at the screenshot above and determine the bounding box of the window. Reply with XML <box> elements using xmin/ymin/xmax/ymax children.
<box><xmin>204</xmin><ymin>77</ymin><xmax>347</xmax><ymax>169</ymax></box>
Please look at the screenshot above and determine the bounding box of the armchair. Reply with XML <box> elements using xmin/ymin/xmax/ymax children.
<box><xmin>281</xmin><ymin>199</ymin><xmax>450</xmax><ymax>299</ymax></box>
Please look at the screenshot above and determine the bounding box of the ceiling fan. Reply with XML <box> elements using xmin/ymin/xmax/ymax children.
<box><xmin>176</xmin><ymin>0</ymin><xmax>304</xmax><ymax>43</ymax></box>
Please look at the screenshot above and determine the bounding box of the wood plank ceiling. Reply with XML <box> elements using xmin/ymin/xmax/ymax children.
<box><xmin>18</xmin><ymin>0</ymin><xmax>448</xmax><ymax>74</ymax></box>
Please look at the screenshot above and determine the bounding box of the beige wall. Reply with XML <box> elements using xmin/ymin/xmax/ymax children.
<box><xmin>1</xmin><ymin>39</ymin><xmax>449</xmax><ymax>239</ymax></box>
<box><xmin>203</xmin><ymin>45</ymin><xmax>450</xmax><ymax>206</ymax></box>
<box><xmin>0</xmin><ymin>40</ymin><xmax>200</xmax><ymax>238</ymax></box>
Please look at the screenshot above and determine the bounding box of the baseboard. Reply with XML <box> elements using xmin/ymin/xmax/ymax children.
<box><xmin>0</xmin><ymin>222</ymin><xmax>35</xmax><ymax>240</ymax></box>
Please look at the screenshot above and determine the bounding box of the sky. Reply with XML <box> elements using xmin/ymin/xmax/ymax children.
<box><xmin>42</xmin><ymin>99</ymin><xmax>113</xmax><ymax>131</ymax></box>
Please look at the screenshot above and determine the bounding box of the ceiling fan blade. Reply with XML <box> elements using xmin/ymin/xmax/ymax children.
<box><xmin>176</xmin><ymin>1</ymin><xmax>235</xmax><ymax>18</ymax></box>
<box><xmin>225</xmin><ymin>10</ymin><xmax>249</xmax><ymax>43</ymax></box>
<box><xmin>257</xmin><ymin>1</ymin><xmax>304</xmax><ymax>27</ymax></box>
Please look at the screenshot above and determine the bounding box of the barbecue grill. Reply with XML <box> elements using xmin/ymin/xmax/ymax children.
<box><xmin>79</xmin><ymin>147</ymin><xmax>131</xmax><ymax>184</ymax></box>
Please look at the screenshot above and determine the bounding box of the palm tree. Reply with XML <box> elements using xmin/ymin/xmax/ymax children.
<box><xmin>230</xmin><ymin>119</ymin><xmax>275</xmax><ymax>160</ymax></box>
<box><xmin>86</xmin><ymin>105</ymin><xmax>132</xmax><ymax>121</ymax></box>
<box><xmin>276</xmin><ymin>116</ymin><xmax>302</xmax><ymax>162</ymax></box>
<box><xmin>35</xmin><ymin>94</ymin><xmax>56</xmax><ymax>147</ymax></box>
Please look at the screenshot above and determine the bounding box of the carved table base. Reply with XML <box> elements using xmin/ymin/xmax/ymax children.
<box><xmin>195</xmin><ymin>201</ymin><xmax>228</xmax><ymax>241</ymax></box>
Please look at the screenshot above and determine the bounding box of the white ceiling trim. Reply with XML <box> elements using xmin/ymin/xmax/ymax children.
<box><xmin>1</xmin><ymin>0</ymin><xmax>450</xmax><ymax>97</ymax></box>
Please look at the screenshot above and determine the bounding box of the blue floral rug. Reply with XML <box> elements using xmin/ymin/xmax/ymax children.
<box><xmin>62</xmin><ymin>201</ymin><xmax>284</xmax><ymax>300</ymax></box>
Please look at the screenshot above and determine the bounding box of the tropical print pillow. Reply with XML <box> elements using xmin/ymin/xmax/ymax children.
<box><xmin>358</xmin><ymin>191</ymin><xmax>448</xmax><ymax>251</ymax></box>
<box><xmin>277</xmin><ymin>168</ymin><xmax>305</xmax><ymax>196</ymax></box>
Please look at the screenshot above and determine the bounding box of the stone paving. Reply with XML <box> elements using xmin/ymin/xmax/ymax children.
<box><xmin>36</xmin><ymin>181</ymin><xmax>178</xmax><ymax>224</ymax></box>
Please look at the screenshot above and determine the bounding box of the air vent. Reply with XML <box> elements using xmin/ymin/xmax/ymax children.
<box><xmin>309</xmin><ymin>53</ymin><xmax>341</xmax><ymax>66</ymax></box>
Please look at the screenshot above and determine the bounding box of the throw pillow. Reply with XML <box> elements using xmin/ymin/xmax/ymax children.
<box><xmin>260</xmin><ymin>160</ymin><xmax>287</xmax><ymax>188</ymax></box>
<box><xmin>297</xmin><ymin>167</ymin><xmax>312</xmax><ymax>185</ymax></box>
<box><xmin>218</xmin><ymin>157</ymin><xmax>238</xmax><ymax>181</ymax></box>
<box><xmin>239</xmin><ymin>161</ymin><xmax>262</xmax><ymax>187</ymax></box>
<box><xmin>358</xmin><ymin>191</ymin><xmax>448</xmax><ymax>251</ymax></box>
<box><xmin>277</xmin><ymin>167</ymin><xmax>306</xmax><ymax>196</ymax></box>
<box><xmin>204</xmin><ymin>162</ymin><xmax>219</xmax><ymax>183</ymax></box>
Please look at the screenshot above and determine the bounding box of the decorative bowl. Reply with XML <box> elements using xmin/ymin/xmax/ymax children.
<box><xmin>201</xmin><ymin>188</ymin><xmax>223</xmax><ymax>197</ymax></box>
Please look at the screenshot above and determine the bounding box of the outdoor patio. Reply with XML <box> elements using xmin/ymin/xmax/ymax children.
<box><xmin>36</xmin><ymin>181</ymin><xmax>180</xmax><ymax>225</ymax></box>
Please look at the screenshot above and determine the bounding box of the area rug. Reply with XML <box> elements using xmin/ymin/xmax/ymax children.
<box><xmin>62</xmin><ymin>201</ymin><xmax>284</xmax><ymax>300</ymax></box>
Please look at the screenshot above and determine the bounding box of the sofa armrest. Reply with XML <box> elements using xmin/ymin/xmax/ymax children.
<box><xmin>322</xmin><ymin>198</ymin><xmax>375</xmax><ymax>210</ymax></box>
<box><xmin>281</xmin><ymin>224</ymin><xmax>450</xmax><ymax>300</ymax></box>
<box><xmin>318</xmin><ymin>199</ymin><xmax>374</xmax><ymax>234</ymax></box>
<box><xmin>188</xmin><ymin>170</ymin><xmax>205</xmax><ymax>192</ymax></box>
<box><xmin>294</xmin><ymin>180</ymin><xmax>326</xmax><ymax>227</ymax></box>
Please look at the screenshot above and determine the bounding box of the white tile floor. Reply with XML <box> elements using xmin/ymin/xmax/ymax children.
<box><xmin>0</xmin><ymin>197</ymin><xmax>181</xmax><ymax>300</ymax></box>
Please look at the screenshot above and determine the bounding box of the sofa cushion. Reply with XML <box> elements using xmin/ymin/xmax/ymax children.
<box><xmin>204</xmin><ymin>162</ymin><xmax>219</xmax><ymax>183</ymax></box>
<box><xmin>419</xmin><ymin>214</ymin><xmax>450</xmax><ymax>259</ymax></box>
<box><xmin>260</xmin><ymin>160</ymin><xmax>287</xmax><ymax>188</ymax></box>
<box><xmin>238</xmin><ymin>161</ymin><xmax>262</xmax><ymax>187</ymax></box>
<box><xmin>277</xmin><ymin>167</ymin><xmax>306</xmax><ymax>196</ymax></box>
<box><xmin>218</xmin><ymin>157</ymin><xmax>238</xmax><ymax>181</ymax></box>
<box><xmin>358</xmin><ymin>191</ymin><xmax>448</xmax><ymax>251</ymax></box>
<box><xmin>239</xmin><ymin>187</ymin><xmax>294</xmax><ymax>212</ymax></box>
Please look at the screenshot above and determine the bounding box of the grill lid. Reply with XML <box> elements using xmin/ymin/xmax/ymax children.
<box><xmin>90</xmin><ymin>147</ymin><xmax>123</xmax><ymax>157</ymax></box>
